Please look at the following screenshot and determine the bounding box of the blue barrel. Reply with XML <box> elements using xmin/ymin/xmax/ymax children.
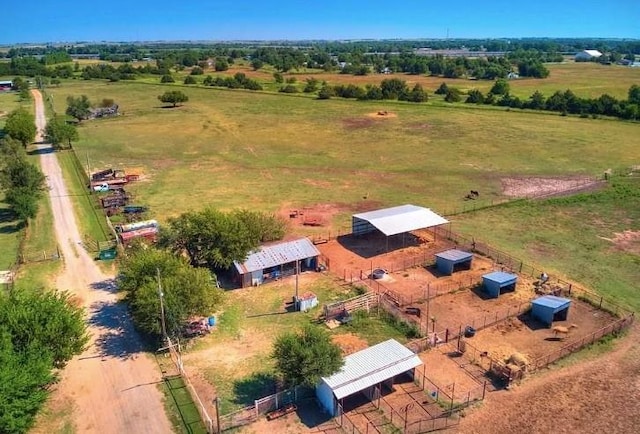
<box><xmin>208</xmin><ymin>316</ymin><xmax>216</xmax><ymax>326</ymax></box>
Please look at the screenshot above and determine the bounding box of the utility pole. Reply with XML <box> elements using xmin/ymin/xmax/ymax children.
<box><xmin>157</xmin><ymin>268</ymin><xmax>168</xmax><ymax>343</ymax></box>
<box><xmin>295</xmin><ymin>259</ymin><xmax>300</xmax><ymax>311</ymax></box>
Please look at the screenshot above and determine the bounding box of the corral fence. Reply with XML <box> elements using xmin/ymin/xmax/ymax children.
<box><xmin>413</xmin><ymin>364</ymin><xmax>487</xmax><ymax>411</ymax></box>
<box><xmin>18</xmin><ymin>248</ymin><xmax>62</xmax><ymax>264</ymax></box>
<box><xmin>431</xmin><ymin>225</ymin><xmax>635</xmax><ymax>319</ymax></box>
<box><xmin>529</xmin><ymin>315</ymin><xmax>634</xmax><ymax>372</ymax></box>
<box><xmin>323</xmin><ymin>291</ymin><xmax>380</xmax><ymax>321</ymax></box>
<box><xmin>162</xmin><ymin>338</ymin><xmax>215</xmax><ymax>433</ymax></box>
<box><xmin>219</xmin><ymin>386</ymin><xmax>315</xmax><ymax>432</ymax></box>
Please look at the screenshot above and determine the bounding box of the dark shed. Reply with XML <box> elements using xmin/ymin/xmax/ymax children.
<box><xmin>531</xmin><ymin>295</ymin><xmax>571</xmax><ymax>326</ymax></box>
<box><xmin>435</xmin><ymin>249</ymin><xmax>473</xmax><ymax>275</ymax></box>
<box><xmin>482</xmin><ymin>271</ymin><xmax>518</xmax><ymax>298</ymax></box>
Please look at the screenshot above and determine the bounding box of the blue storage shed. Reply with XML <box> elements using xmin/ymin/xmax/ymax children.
<box><xmin>435</xmin><ymin>249</ymin><xmax>473</xmax><ymax>275</ymax></box>
<box><xmin>482</xmin><ymin>271</ymin><xmax>518</xmax><ymax>298</ymax></box>
<box><xmin>531</xmin><ymin>295</ymin><xmax>571</xmax><ymax>326</ymax></box>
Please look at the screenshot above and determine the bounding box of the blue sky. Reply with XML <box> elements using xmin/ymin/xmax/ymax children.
<box><xmin>3</xmin><ymin>0</ymin><xmax>639</xmax><ymax>44</ymax></box>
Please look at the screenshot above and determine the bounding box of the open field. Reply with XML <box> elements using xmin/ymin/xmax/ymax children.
<box><xmin>135</xmin><ymin>60</ymin><xmax>640</xmax><ymax>100</ymax></box>
<box><xmin>44</xmin><ymin>80</ymin><xmax>640</xmax><ymax>227</ymax></box>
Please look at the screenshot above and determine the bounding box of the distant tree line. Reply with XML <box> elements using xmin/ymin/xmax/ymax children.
<box><xmin>202</xmin><ymin>73</ymin><xmax>263</xmax><ymax>91</ymax></box>
<box><xmin>455</xmin><ymin>81</ymin><xmax>640</xmax><ymax>120</ymax></box>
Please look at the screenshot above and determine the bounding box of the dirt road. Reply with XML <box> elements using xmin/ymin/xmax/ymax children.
<box><xmin>30</xmin><ymin>90</ymin><xmax>174</xmax><ymax>434</ymax></box>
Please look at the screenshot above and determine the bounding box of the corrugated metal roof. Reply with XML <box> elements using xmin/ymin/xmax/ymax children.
<box><xmin>435</xmin><ymin>249</ymin><xmax>473</xmax><ymax>262</ymax></box>
<box><xmin>482</xmin><ymin>271</ymin><xmax>518</xmax><ymax>284</ymax></box>
<box><xmin>352</xmin><ymin>204</ymin><xmax>448</xmax><ymax>236</ymax></box>
<box><xmin>321</xmin><ymin>339</ymin><xmax>422</xmax><ymax>400</ymax></box>
<box><xmin>532</xmin><ymin>295</ymin><xmax>571</xmax><ymax>310</ymax></box>
<box><xmin>234</xmin><ymin>237</ymin><xmax>320</xmax><ymax>274</ymax></box>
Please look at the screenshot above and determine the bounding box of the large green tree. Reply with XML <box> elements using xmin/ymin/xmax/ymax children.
<box><xmin>158</xmin><ymin>90</ymin><xmax>189</xmax><ymax>107</ymax></box>
<box><xmin>3</xmin><ymin>108</ymin><xmax>36</xmax><ymax>147</ymax></box>
<box><xmin>489</xmin><ymin>78</ymin><xmax>510</xmax><ymax>95</ymax></box>
<box><xmin>0</xmin><ymin>153</ymin><xmax>46</xmax><ymax>221</ymax></box>
<box><xmin>117</xmin><ymin>247</ymin><xmax>223</xmax><ymax>338</ymax></box>
<box><xmin>272</xmin><ymin>325</ymin><xmax>343</xmax><ymax>387</ymax></box>
<box><xmin>0</xmin><ymin>289</ymin><xmax>87</xmax><ymax>433</ymax></box>
<box><xmin>44</xmin><ymin>117</ymin><xmax>79</xmax><ymax>150</ymax></box>
<box><xmin>65</xmin><ymin>95</ymin><xmax>92</xmax><ymax>122</ymax></box>
<box><xmin>161</xmin><ymin>208</ymin><xmax>285</xmax><ymax>268</ymax></box>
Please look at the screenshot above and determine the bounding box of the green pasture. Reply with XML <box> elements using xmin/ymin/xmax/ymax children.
<box><xmin>44</xmin><ymin>80</ymin><xmax>639</xmax><ymax>228</ymax></box>
<box><xmin>454</xmin><ymin>176</ymin><xmax>640</xmax><ymax>312</ymax></box>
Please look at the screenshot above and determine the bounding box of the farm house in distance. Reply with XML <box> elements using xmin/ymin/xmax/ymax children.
<box><xmin>233</xmin><ymin>237</ymin><xmax>320</xmax><ymax>288</ymax></box>
<box><xmin>316</xmin><ymin>339</ymin><xmax>423</xmax><ymax>416</ymax></box>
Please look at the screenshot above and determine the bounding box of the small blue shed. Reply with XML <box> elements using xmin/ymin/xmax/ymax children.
<box><xmin>531</xmin><ymin>295</ymin><xmax>571</xmax><ymax>326</ymax></box>
<box><xmin>482</xmin><ymin>271</ymin><xmax>518</xmax><ymax>298</ymax></box>
<box><xmin>435</xmin><ymin>249</ymin><xmax>473</xmax><ymax>275</ymax></box>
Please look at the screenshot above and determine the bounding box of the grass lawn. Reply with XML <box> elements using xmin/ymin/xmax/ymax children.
<box><xmin>183</xmin><ymin>274</ymin><xmax>410</xmax><ymax>414</ymax></box>
<box><xmin>0</xmin><ymin>193</ymin><xmax>21</xmax><ymax>270</ymax></box>
<box><xmin>45</xmin><ymin>80</ymin><xmax>639</xmax><ymax>227</ymax></box>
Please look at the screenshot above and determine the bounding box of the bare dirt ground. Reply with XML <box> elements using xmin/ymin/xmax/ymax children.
<box><xmin>602</xmin><ymin>229</ymin><xmax>640</xmax><ymax>255</ymax></box>
<box><xmin>456</xmin><ymin>325</ymin><xmax>640</xmax><ymax>434</ymax></box>
<box><xmin>332</xmin><ymin>333</ymin><xmax>369</xmax><ymax>356</ymax></box>
<box><xmin>466</xmin><ymin>300</ymin><xmax>617</xmax><ymax>364</ymax></box>
<box><xmin>29</xmin><ymin>90</ymin><xmax>173</xmax><ymax>434</ymax></box>
<box><xmin>501</xmin><ymin>176</ymin><xmax>604</xmax><ymax>198</ymax></box>
<box><xmin>418</xmin><ymin>351</ymin><xmax>483</xmax><ymax>401</ymax></box>
<box><xmin>317</xmin><ymin>229</ymin><xmax>457</xmax><ymax>278</ymax></box>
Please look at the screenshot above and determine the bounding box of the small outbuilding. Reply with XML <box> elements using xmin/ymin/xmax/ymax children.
<box><xmin>435</xmin><ymin>249</ymin><xmax>473</xmax><ymax>275</ymax></box>
<box><xmin>575</xmin><ymin>49</ymin><xmax>603</xmax><ymax>61</ymax></box>
<box><xmin>482</xmin><ymin>271</ymin><xmax>518</xmax><ymax>298</ymax></box>
<box><xmin>531</xmin><ymin>295</ymin><xmax>571</xmax><ymax>326</ymax></box>
<box><xmin>316</xmin><ymin>339</ymin><xmax>422</xmax><ymax>416</ymax></box>
<box><xmin>233</xmin><ymin>237</ymin><xmax>320</xmax><ymax>288</ymax></box>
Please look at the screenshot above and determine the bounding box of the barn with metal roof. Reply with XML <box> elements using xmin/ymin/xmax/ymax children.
<box><xmin>351</xmin><ymin>204</ymin><xmax>448</xmax><ymax>252</ymax></box>
<box><xmin>233</xmin><ymin>237</ymin><xmax>320</xmax><ymax>288</ymax></box>
<box><xmin>435</xmin><ymin>249</ymin><xmax>473</xmax><ymax>275</ymax></box>
<box><xmin>531</xmin><ymin>295</ymin><xmax>571</xmax><ymax>326</ymax></box>
<box><xmin>316</xmin><ymin>339</ymin><xmax>422</xmax><ymax>416</ymax></box>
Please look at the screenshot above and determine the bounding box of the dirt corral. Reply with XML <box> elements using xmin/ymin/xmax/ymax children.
<box><xmin>317</xmin><ymin>228</ymin><xmax>457</xmax><ymax>277</ymax></box>
<box><xmin>462</xmin><ymin>299</ymin><xmax>618</xmax><ymax>365</ymax></box>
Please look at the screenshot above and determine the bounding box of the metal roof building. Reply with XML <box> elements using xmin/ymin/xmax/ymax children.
<box><xmin>531</xmin><ymin>295</ymin><xmax>571</xmax><ymax>326</ymax></box>
<box><xmin>435</xmin><ymin>249</ymin><xmax>473</xmax><ymax>275</ymax></box>
<box><xmin>482</xmin><ymin>271</ymin><xmax>518</xmax><ymax>298</ymax></box>
<box><xmin>352</xmin><ymin>204</ymin><xmax>448</xmax><ymax>237</ymax></box>
<box><xmin>316</xmin><ymin>339</ymin><xmax>422</xmax><ymax>416</ymax></box>
<box><xmin>233</xmin><ymin>237</ymin><xmax>320</xmax><ymax>288</ymax></box>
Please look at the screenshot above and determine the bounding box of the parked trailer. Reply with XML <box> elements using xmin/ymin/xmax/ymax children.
<box><xmin>123</xmin><ymin>205</ymin><xmax>148</xmax><ymax>214</ymax></box>
<box><xmin>91</xmin><ymin>168</ymin><xmax>115</xmax><ymax>181</ymax></box>
<box><xmin>115</xmin><ymin>219</ymin><xmax>159</xmax><ymax>233</ymax></box>
<box><xmin>119</xmin><ymin>226</ymin><xmax>158</xmax><ymax>245</ymax></box>
<box><xmin>101</xmin><ymin>196</ymin><xmax>128</xmax><ymax>209</ymax></box>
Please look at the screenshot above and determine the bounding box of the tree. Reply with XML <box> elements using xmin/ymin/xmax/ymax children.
<box><xmin>190</xmin><ymin>66</ymin><xmax>204</xmax><ymax>75</ymax></box>
<box><xmin>183</xmin><ymin>75</ymin><xmax>197</xmax><ymax>85</ymax></box>
<box><xmin>303</xmin><ymin>77</ymin><xmax>320</xmax><ymax>93</ymax></box>
<box><xmin>628</xmin><ymin>84</ymin><xmax>640</xmax><ymax>105</ymax></box>
<box><xmin>161</xmin><ymin>207</ymin><xmax>285</xmax><ymax>269</ymax></box>
<box><xmin>0</xmin><ymin>289</ymin><xmax>88</xmax><ymax>433</ymax></box>
<box><xmin>117</xmin><ymin>247</ymin><xmax>222</xmax><ymax>338</ymax></box>
<box><xmin>489</xmin><ymin>78</ymin><xmax>510</xmax><ymax>95</ymax></box>
<box><xmin>158</xmin><ymin>91</ymin><xmax>189</xmax><ymax>107</ymax></box>
<box><xmin>401</xmin><ymin>83</ymin><xmax>428</xmax><ymax>103</ymax></box>
<box><xmin>526</xmin><ymin>91</ymin><xmax>546</xmax><ymax>110</ymax></box>
<box><xmin>465</xmin><ymin>89</ymin><xmax>485</xmax><ymax>104</ymax></box>
<box><xmin>444</xmin><ymin>87</ymin><xmax>462</xmax><ymax>103</ymax></box>
<box><xmin>273</xmin><ymin>72</ymin><xmax>284</xmax><ymax>84</ymax></box>
<box><xmin>3</xmin><ymin>108</ymin><xmax>36</xmax><ymax>147</ymax></box>
<box><xmin>272</xmin><ymin>325</ymin><xmax>343</xmax><ymax>387</ymax></box>
<box><xmin>44</xmin><ymin>117</ymin><xmax>79</xmax><ymax>150</ymax></box>
<box><xmin>251</xmin><ymin>59</ymin><xmax>264</xmax><ymax>70</ymax></box>
<box><xmin>65</xmin><ymin>95</ymin><xmax>92</xmax><ymax>122</ymax></box>
<box><xmin>0</xmin><ymin>155</ymin><xmax>46</xmax><ymax>221</ymax></box>
<box><xmin>434</xmin><ymin>82</ymin><xmax>449</xmax><ymax>95</ymax></box>
<box><xmin>317</xmin><ymin>84</ymin><xmax>334</xmax><ymax>100</ymax></box>
<box><xmin>214</xmin><ymin>58</ymin><xmax>229</xmax><ymax>71</ymax></box>
<box><xmin>160</xmin><ymin>74</ymin><xmax>175</xmax><ymax>83</ymax></box>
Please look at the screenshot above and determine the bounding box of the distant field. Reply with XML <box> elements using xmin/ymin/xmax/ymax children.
<box><xmin>192</xmin><ymin>61</ymin><xmax>640</xmax><ymax>100</ymax></box>
<box><xmin>45</xmin><ymin>80</ymin><xmax>640</xmax><ymax>225</ymax></box>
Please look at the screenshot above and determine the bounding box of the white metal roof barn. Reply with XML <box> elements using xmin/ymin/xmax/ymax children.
<box><xmin>316</xmin><ymin>339</ymin><xmax>422</xmax><ymax>416</ymax></box>
<box><xmin>352</xmin><ymin>204</ymin><xmax>448</xmax><ymax>237</ymax></box>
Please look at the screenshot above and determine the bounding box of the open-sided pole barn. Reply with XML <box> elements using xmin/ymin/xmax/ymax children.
<box><xmin>351</xmin><ymin>204</ymin><xmax>449</xmax><ymax>252</ymax></box>
<box><xmin>316</xmin><ymin>339</ymin><xmax>422</xmax><ymax>416</ymax></box>
<box><xmin>233</xmin><ymin>237</ymin><xmax>320</xmax><ymax>288</ymax></box>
